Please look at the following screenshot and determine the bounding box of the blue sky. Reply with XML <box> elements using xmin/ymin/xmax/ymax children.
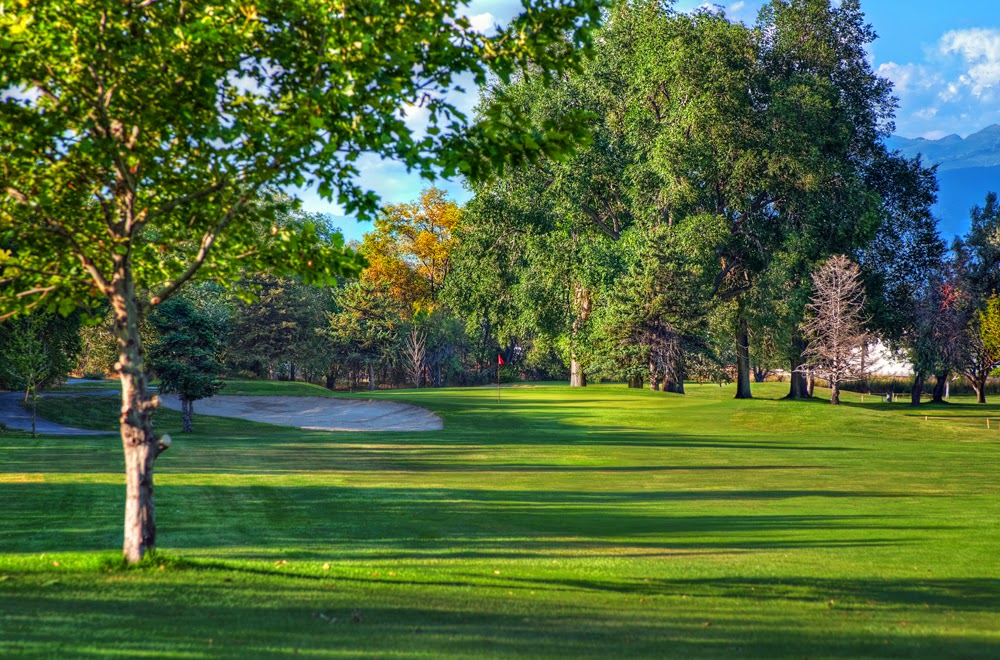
<box><xmin>304</xmin><ymin>0</ymin><xmax>1000</xmax><ymax>241</ymax></box>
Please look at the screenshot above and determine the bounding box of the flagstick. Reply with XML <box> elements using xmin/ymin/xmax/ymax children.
<box><xmin>497</xmin><ymin>357</ymin><xmax>501</xmax><ymax>404</ymax></box>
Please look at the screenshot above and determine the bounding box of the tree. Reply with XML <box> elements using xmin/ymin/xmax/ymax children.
<box><xmin>959</xmin><ymin>296</ymin><xmax>1000</xmax><ymax>404</ymax></box>
<box><xmin>800</xmin><ymin>256</ymin><xmax>870</xmax><ymax>405</ymax></box>
<box><xmin>469</xmin><ymin>20</ymin><xmax>639</xmax><ymax>388</ymax></box>
<box><xmin>0</xmin><ymin>311</ymin><xmax>81</xmax><ymax>392</ymax></box>
<box><xmin>588</xmin><ymin>219</ymin><xmax>721</xmax><ymax>393</ymax></box>
<box><xmin>365</xmin><ymin>188</ymin><xmax>462</xmax><ymax>306</ymax></box>
<box><xmin>951</xmin><ymin>193</ymin><xmax>1000</xmax><ymax>403</ymax></box>
<box><xmin>147</xmin><ymin>298</ymin><xmax>225</xmax><ymax>433</ymax></box>
<box><xmin>229</xmin><ymin>274</ymin><xmax>330</xmax><ymax>381</ymax></box>
<box><xmin>328</xmin><ymin>280</ymin><xmax>404</xmax><ymax>392</ymax></box>
<box><xmin>909</xmin><ymin>273</ymin><xmax>967</xmax><ymax>404</ymax></box>
<box><xmin>1</xmin><ymin>315</ymin><xmax>68</xmax><ymax>436</ymax></box>
<box><xmin>0</xmin><ymin>0</ymin><xmax>600</xmax><ymax>563</ymax></box>
<box><xmin>403</xmin><ymin>325</ymin><xmax>428</xmax><ymax>387</ymax></box>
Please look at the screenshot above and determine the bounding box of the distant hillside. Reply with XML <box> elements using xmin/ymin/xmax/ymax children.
<box><xmin>886</xmin><ymin>125</ymin><xmax>1000</xmax><ymax>239</ymax></box>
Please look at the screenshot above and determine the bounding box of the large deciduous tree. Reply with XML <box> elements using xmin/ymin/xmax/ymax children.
<box><xmin>0</xmin><ymin>0</ymin><xmax>601</xmax><ymax>562</ymax></box>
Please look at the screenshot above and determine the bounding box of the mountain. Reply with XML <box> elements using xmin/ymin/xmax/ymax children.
<box><xmin>886</xmin><ymin>125</ymin><xmax>1000</xmax><ymax>239</ymax></box>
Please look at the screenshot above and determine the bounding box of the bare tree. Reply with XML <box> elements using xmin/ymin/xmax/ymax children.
<box><xmin>403</xmin><ymin>327</ymin><xmax>427</xmax><ymax>388</ymax></box>
<box><xmin>800</xmin><ymin>256</ymin><xmax>870</xmax><ymax>405</ymax></box>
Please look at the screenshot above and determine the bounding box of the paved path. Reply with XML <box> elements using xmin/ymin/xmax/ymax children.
<box><xmin>159</xmin><ymin>394</ymin><xmax>443</xmax><ymax>432</ymax></box>
<box><xmin>0</xmin><ymin>392</ymin><xmax>116</xmax><ymax>436</ymax></box>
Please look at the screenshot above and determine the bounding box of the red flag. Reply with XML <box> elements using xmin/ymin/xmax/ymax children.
<box><xmin>498</xmin><ymin>354</ymin><xmax>505</xmax><ymax>366</ymax></box>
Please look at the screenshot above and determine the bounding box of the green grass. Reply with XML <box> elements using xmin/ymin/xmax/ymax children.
<box><xmin>2</xmin><ymin>383</ymin><xmax>1000</xmax><ymax>658</ymax></box>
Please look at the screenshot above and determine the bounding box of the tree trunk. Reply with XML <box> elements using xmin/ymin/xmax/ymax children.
<box><xmin>786</xmin><ymin>336</ymin><xmax>812</xmax><ymax>399</ymax></box>
<box><xmin>569</xmin><ymin>284</ymin><xmax>591</xmax><ymax>388</ymax></box>
<box><xmin>911</xmin><ymin>371</ymin><xmax>924</xmax><ymax>406</ymax></box>
<box><xmin>289</xmin><ymin>363</ymin><xmax>296</xmax><ymax>382</ymax></box>
<box><xmin>807</xmin><ymin>374</ymin><xmax>815</xmax><ymax>398</ymax></box>
<box><xmin>734</xmin><ymin>306</ymin><xmax>752</xmax><ymax>399</ymax></box>
<box><xmin>932</xmin><ymin>372</ymin><xmax>948</xmax><ymax>403</ymax></box>
<box><xmin>30</xmin><ymin>387</ymin><xmax>37</xmax><ymax>438</ymax></box>
<box><xmin>368</xmin><ymin>363</ymin><xmax>375</xmax><ymax>392</ymax></box>
<box><xmin>787</xmin><ymin>368</ymin><xmax>810</xmax><ymax>399</ymax></box>
<box><xmin>975</xmin><ymin>373</ymin><xmax>988</xmax><ymax>403</ymax></box>
<box><xmin>112</xmin><ymin>284</ymin><xmax>166</xmax><ymax>564</ymax></box>
<box><xmin>662</xmin><ymin>375</ymin><xmax>685</xmax><ymax>394</ymax></box>
<box><xmin>859</xmin><ymin>343</ymin><xmax>868</xmax><ymax>393</ymax></box>
<box><xmin>752</xmin><ymin>366</ymin><xmax>767</xmax><ymax>383</ymax></box>
<box><xmin>181</xmin><ymin>398</ymin><xmax>193</xmax><ymax>433</ymax></box>
<box><xmin>648</xmin><ymin>358</ymin><xmax>660</xmax><ymax>391</ymax></box>
<box><xmin>628</xmin><ymin>376</ymin><xmax>643</xmax><ymax>389</ymax></box>
<box><xmin>830</xmin><ymin>381</ymin><xmax>840</xmax><ymax>405</ymax></box>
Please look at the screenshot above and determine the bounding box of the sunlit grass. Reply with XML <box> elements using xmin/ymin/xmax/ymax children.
<box><xmin>2</xmin><ymin>382</ymin><xmax>999</xmax><ymax>657</ymax></box>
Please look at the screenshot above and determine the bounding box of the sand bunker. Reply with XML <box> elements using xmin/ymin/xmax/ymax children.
<box><xmin>158</xmin><ymin>395</ymin><xmax>442</xmax><ymax>432</ymax></box>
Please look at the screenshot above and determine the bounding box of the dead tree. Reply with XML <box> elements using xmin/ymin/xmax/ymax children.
<box><xmin>403</xmin><ymin>327</ymin><xmax>427</xmax><ymax>388</ymax></box>
<box><xmin>799</xmin><ymin>255</ymin><xmax>870</xmax><ymax>405</ymax></box>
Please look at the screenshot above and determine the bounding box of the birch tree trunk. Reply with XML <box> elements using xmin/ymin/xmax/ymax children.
<box><xmin>569</xmin><ymin>284</ymin><xmax>591</xmax><ymax>388</ymax></box>
<box><xmin>111</xmin><ymin>277</ymin><xmax>167</xmax><ymax>564</ymax></box>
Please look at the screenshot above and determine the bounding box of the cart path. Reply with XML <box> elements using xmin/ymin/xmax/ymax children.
<box><xmin>0</xmin><ymin>391</ymin><xmax>116</xmax><ymax>435</ymax></box>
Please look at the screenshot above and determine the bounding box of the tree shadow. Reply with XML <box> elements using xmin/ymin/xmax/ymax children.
<box><xmin>0</xmin><ymin>482</ymin><xmax>949</xmax><ymax>558</ymax></box>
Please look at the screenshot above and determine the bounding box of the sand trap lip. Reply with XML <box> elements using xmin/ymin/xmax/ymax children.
<box><xmin>158</xmin><ymin>394</ymin><xmax>443</xmax><ymax>432</ymax></box>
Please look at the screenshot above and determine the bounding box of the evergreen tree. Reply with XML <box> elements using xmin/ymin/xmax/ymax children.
<box><xmin>147</xmin><ymin>298</ymin><xmax>225</xmax><ymax>433</ymax></box>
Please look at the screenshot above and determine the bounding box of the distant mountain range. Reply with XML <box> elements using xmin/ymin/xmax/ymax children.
<box><xmin>886</xmin><ymin>125</ymin><xmax>1000</xmax><ymax>239</ymax></box>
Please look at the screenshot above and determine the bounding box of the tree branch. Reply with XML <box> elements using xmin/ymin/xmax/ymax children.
<box><xmin>145</xmin><ymin>196</ymin><xmax>250</xmax><ymax>311</ymax></box>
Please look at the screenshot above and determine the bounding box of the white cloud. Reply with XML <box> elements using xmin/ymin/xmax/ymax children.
<box><xmin>729</xmin><ymin>1</ymin><xmax>746</xmax><ymax>10</ymax></box>
<box><xmin>468</xmin><ymin>12</ymin><xmax>496</xmax><ymax>35</ymax></box>
<box><xmin>940</xmin><ymin>28</ymin><xmax>1000</xmax><ymax>97</ymax></box>
<box><xmin>914</xmin><ymin>107</ymin><xmax>938</xmax><ymax>120</ymax></box>
<box><xmin>877</xmin><ymin>62</ymin><xmax>940</xmax><ymax>95</ymax></box>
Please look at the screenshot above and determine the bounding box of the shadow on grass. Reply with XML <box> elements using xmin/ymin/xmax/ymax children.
<box><xmin>0</xmin><ymin>482</ymin><xmax>946</xmax><ymax>558</ymax></box>
<box><xmin>1</xmin><ymin>575</ymin><xmax>998</xmax><ymax>658</ymax></box>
